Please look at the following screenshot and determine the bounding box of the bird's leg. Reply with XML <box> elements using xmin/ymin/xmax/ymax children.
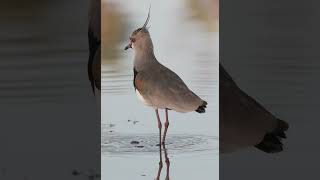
<box><xmin>162</xmin><ymin>109</ymin><xmax>170</xmax><ymax>145</ymax></box>
<box><xmin>155</xmin><ymin>109</ymin><xmax>163</xmax><ymax>162</ymax></box>
<box><xmin>163</xmin><ymin>144</ymin><xmax>170</xmax><ymax>180</ymax></box>
<box><xmin>155</xmin><ymin>149</ymin><xmax>163</xmax><ymax>180</ymax></box>
<box><xmin>155</xmin><ymin>109</ymin><xmax>163</xmax><ymax>180</ymax></box>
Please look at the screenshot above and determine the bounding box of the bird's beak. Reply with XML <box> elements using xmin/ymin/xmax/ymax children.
<box><xmin>124</xmin><ymin>42</ymin><xmax>132</xmax><ymax>50</ymax></box>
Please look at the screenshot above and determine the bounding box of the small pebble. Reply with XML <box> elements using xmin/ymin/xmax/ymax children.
<box><xmin>135</xmin><ymin>145</ymin><xmax>144</xmax><ymax>148</ymax></box>
<box><xmin>130</xmin><ymin>140</ymin><xmax>140</xmax><ymax>145</ymax></box>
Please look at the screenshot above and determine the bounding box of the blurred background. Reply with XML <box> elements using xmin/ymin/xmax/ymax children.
<box><xmin>220</xmin><ymin>0</ymin><xmax>320</xmax><ymax>180</ymax></box>
<box><xmin>0</xmin><ymin>0</ymin><xmax>100</xmax><ymax>180</ymax></box>
<box><xmin>101</xmin><ymin>0</ymin><xmax>219</xmax><ymax>179</ymax></box>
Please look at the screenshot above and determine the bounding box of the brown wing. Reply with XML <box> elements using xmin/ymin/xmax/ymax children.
<box><xmin>136</xmin><ymin>64</ymin><xmax>204</xmax><ymax>112</ymax></box>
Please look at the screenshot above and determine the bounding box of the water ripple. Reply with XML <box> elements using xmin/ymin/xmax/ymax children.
<box><xmin>102</xmin><ymin>132</ymin><xmax>218</xmax><ymax>156</ymax></box>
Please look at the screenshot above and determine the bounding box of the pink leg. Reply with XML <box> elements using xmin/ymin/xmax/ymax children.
<box><xmin>155</xmin><ymin>110</ymin><xmax>163</xmax><ymax>160</ymax></box>
<box><xmin>155</xmin><ymin>109</ymin><xmax>163</xmax><ymax>180</ymax></box>
<box><xmin>163</xmin><ymin>144</ymin><xmax>170</xmax><ymax>180</ymax></box>
<box><xmin>155</xmin><ymin>151</ymin><xmax>163</xmax><ymax>180</ymax></box>
<box><xmin>162</xmin><ymin>109</ymin><xmax>170</xmax><ymax>145</ymax></box>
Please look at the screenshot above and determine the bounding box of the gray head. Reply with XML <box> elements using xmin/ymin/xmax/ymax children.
<box><xmin>124</xmin><ymin>7</ymin><xmax>153</xmax><ymax>52</ymax></box>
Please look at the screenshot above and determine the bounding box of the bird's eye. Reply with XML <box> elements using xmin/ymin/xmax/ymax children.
<box><xmin>130</xmin><ymin>37</ymin><xmax>136</xmax><ymax>42</ymax></box>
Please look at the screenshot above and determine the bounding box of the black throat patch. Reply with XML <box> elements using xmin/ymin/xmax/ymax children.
<box><xmin>133</xmin><ymin>68</ymin><xmax>138</xmax><ymax>90</ymax></box>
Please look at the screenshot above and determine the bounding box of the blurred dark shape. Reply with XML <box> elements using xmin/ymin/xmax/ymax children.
<box><xmin>0</xmin><ymin>0</ymin><xmax>100</xmax><ymax>179</ymax></box>
<box><xmin>220</xmin><ymin>0</ymin><xmax>320</xmax><ymax>179</ymax></box>
<box><xmin>72</xmin><ymin>169</ymin><xmax>100</xmax><ymax>180</ymax></box>
<box><xmin>72</xmin><ymin>170</ymin><xmax>80</xmax><ymax>176</ymax></box>
<box><xmin>220</xmin><ymin>64</ymin><xmax>289</xmax><ymax>153</ymax></box>
<box><xmin>88</xmin><ymin>0</ymin><xmax>101</xmax><ymax>95</ymax></box>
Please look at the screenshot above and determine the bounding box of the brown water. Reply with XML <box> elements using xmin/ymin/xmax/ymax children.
<box><xmin>102</xmin><ymin>0</ymin><xmax>219</xmax><ymax>179</ymax></box>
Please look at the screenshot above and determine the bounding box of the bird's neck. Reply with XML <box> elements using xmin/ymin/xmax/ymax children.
<box><xmin>134</xmin><ymin>48</ymin><xmax>158</xmax><ymax>71</ymax></box>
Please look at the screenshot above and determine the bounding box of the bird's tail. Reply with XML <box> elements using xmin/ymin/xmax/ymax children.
<box><xmin>195</xmin><ymin>101</ymin><xmax>207</xmax><ymax>113</ymax></box>
<box><xmin>255</xmin><ymin>119</ymin><xmax>289</xmax><ymax>153</ymax></box>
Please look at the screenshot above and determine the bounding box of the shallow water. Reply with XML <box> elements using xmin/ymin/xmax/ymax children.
<box><xmin>102</xmin><ymin>0</ymin><xmax>218</xmax><ymax>179</ymax></box>
<box><xmin>102</xmin><ymin>132</ymin><xmax>217</xmax><ymax>155</ymax></box>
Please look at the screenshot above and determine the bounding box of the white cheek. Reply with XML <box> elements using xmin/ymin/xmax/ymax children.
<box><xmin>132</xmin><ymin>43</ymin><xmax>135</xmax><ymax>49</ymax></box>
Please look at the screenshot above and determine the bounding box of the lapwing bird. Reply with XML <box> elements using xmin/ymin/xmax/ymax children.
<box><xmin>88</xmin><ymin>0</ymin><xmax>101</xmax><ymax>95</ymax></box>
<box><xmin>220</xmin><ymin>64</ymin><xmax>289</xmax><ymax>153</ymax></box>
<box><xmin>124</xmin><ymin>9</ymin><xmax>207</xmax><ymax>147</ymax></box>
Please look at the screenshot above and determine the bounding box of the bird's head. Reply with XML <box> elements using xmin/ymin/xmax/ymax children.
<box><xmin>125</xmin><ymin>7</ymin><xmax>153</xmax><ymax>52</ymax></box>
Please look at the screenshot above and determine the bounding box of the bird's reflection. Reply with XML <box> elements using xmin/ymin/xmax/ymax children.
<box><xmin>155</xmin><ymin>144</ymin><xmax>170</xmax><ymax>180</ymax></box>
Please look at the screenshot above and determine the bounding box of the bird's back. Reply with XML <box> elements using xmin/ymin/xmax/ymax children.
<box><xmin>135</xmin><ymin>62</ymin><xmax>205</xmax><ymax>113</ymax></box>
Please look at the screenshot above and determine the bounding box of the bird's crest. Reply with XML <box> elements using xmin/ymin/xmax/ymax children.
<box><xmin>142</xmin><ymin>5</ymin><xmax>151</xmax><ymax>30</ymax></box>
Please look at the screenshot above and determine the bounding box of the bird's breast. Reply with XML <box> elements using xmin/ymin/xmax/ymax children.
<box><xmin>135</xmin><ymin>89</ymin><xmax>152</xmax><ymax>106</ymax></box>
